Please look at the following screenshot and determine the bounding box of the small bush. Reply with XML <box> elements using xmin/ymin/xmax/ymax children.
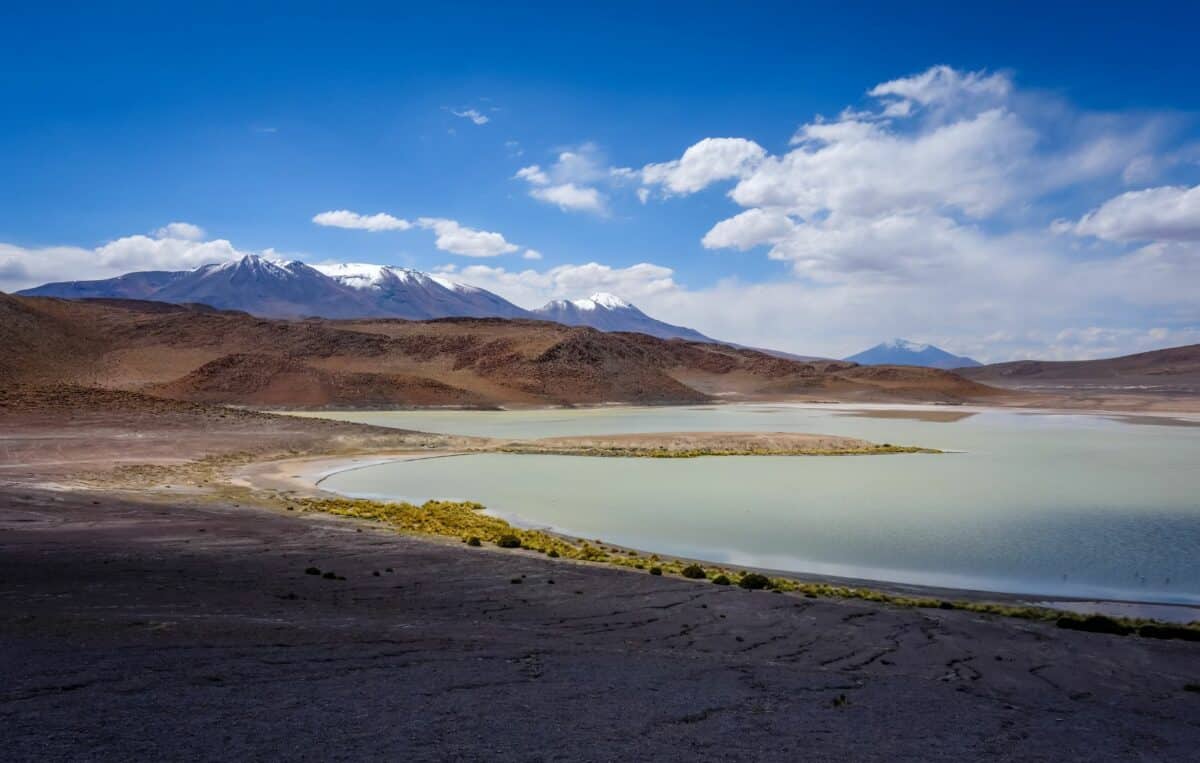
<box><xmin>547</xmin><ymin>549</ymin><xmax>560</xmax><ymax>558</ymax></box>
<box><xmin>496</xmin><ymin>534</ymin><xmax>522</xmax><ymax>549</ymax></box>
<box><xmin>649</xmin><ymin>566</ymin><xmax>663</xmax><ymax>576</ymax></box>
<box><xmin>304</xmin><ymin>567</ymin><xmax>321</xmax><ymax>576</ymax></box>
<box><xmin>1056</xmin><ymin>615</ymin><xmax>1133</xmax><ymax>636</ymax></box>
<box><xmin>1184</xmin><ymin>683</ymin><xmax>1200</xmax><ymax>693</ymax></box>
<box><xmin>1139</xmin><ymin>623</ymin><xmax>1200</xmax><ymax>642</ymax></box>
<box><xmin>738</xmin><ymin>573</ymin><xmax>771</xmax><ymax>590</ymax></box>
<box><xmin>510</xmin><ymin>577</ymin><xmax>522</xmax><ymax>584</ymax></box>
<box><xmin>681</xmin><ymin>564</ymin><xmax>707</xmax><ymax>580</ymax></box>
<box><xmin>322</xmin><ymin>571</ymin><xmax>337</xmax><ymax>580</ymax></box>
<box><xmin>712</xmin><ymin>574</ymin><xmax>731</xmax><ymax>586</ymax></box>
<box><xmin>466</xmin><ymin>536</ymin><xmax>482</xmax><ymax>547</ymax></box>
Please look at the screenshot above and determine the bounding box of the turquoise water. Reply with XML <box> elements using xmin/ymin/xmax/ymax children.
<box><xmin>304</xmin><ymin>405</ymin><xmax>1200</xmax><ymax>605</ymax></box>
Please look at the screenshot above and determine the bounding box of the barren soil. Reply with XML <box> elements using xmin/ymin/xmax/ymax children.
<box><xmin>2</xmin><ymin>392</ymin><xmax>1199</xmax><ymax>759</ymax></box>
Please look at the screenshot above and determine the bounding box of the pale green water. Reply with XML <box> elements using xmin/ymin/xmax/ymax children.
<box><xmin>303</xmin><ymin>405</ymin><xmax>1200</xmax><ymax>606</ymax></box>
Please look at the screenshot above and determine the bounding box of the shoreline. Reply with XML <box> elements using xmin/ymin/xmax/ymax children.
<box><xmin>236</xmin><ymin>450</ymin><xmax>1200</xmax><ymax>625</ymax></box>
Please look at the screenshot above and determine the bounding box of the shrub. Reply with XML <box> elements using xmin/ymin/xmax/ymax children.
<box><xmin>1139</xmin><ymin>623</ymin><xmax>1200</xmax><ymax>642</ymax></box>
<box><xmin>496</xmin><ymin>534</ymin><xmax>522</xmax><ymax>549</ymax></box>
<box><xmin>547</xmin><ymin>549</ymin><xmax>560</xmax><ymax>558</ymax></box>
<box><xmin>681</xmin><ymin>564</ymin><xmax>707</xmax><ymax>580</ymax></box>
<box><xmin>304</xmin><ymin>567</ymin><xmax>321</xmax><ymax>576</ymax></box>
<box><xmin>466</xmin><ymin>536</ymin><xmax>482</xmax><ymax>547</ymax></box>
<box><xmin>712</xmin><ymin>574</ymin><xmax>731</xmax><ymax>586</ymax></box>
<box><xmin>649</xmin><ymin>566</ymin><xmax>663</xmax><ymax>576</ymax></box>
<box><xmin>738</xmin><ymin>573</ymin><xmax>771</xmax><ymax>590</ymax></box>
<box><xmin>1056</xmin><ymin>615</ymin><xmax>1133</xmax><ymax>636</ymax></box>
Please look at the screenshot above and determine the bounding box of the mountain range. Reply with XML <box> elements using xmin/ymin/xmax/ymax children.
<box><xmin>18</xmin><ymin>255</ymin><xmax>715</xmax><ymax>342</ymax></box>
<box><xmin>845</xmin><ymin>339</ymin><xmax>981</xmax><ymax>370</ymax></box>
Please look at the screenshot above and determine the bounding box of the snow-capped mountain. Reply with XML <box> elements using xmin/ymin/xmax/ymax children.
<box><xmin>149</xmin><ymin>257</ymin><xmax>377</xmax><ymax>318</ymax></box>
<box><xmin>315</xmin><ymin>263</ymin><xmax>534</xmax><ymax>319</ymax></box>
<box><xmin>18</xmin><ymin>255</ymin><xmax>532</xmax><ymax>321</ymax></box>
<box><xmin>19</xmin><ymin>260</ymin><xmax>729</xmax><ymax>344</ymax></box>
<box><xmin>844</xmin><ymin>338</ymin><xmax>981</xmax><ymax>369</ymax></box>
<box><xmin>532</xmin><ymin>292</ymin><xmax>716</xmax><ymax>343</ymax></box>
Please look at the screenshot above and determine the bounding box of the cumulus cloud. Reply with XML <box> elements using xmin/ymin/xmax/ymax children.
<box><xmin>530</xmin><ymin>183</ymin><xmax>605</xmax><ymax>213</ymax></box>
<box><xmin>154</xmin><ymin>221</ymin><xmax>206</xmax><ymax>240</ymax></box>
<box><xmin>438</xmin><ymin>261</ymin><xmax>678</xmax><ymax>307</ymax></box>
<box><xmin>620</xmin><ymin>64</ymin><xmax>1199</xmax><ymax>360</ymax></box>
<box><xmin>514</xmin><ymin>143</ymin><xmax>629</xmax><ymax>215</ymax></box>
<box><xmin>451</xmin><ymin>108</ymin><xmax>489</xmax><ymax>125</ymax></box>
<box><xmin>522</xmin><ymin>249</ymin><xmax>543</xmax><ymax>260</ymax></box>
<box><xmin>312</xmin><ymin>210</ymin><xmax>412</xmax><ymax>232</ymax></box>
<box><xmin>1059</xmin><ymin>184</ymin><xmax>1200</xmax><ymax>242</ymax></box>
<box><xmin>416</xmin><ymin>217</ymin><xmax>519</xmax><ymax>257</ymax></box>
<box><xmin>641</xmin><ymin>137</ymin><xmax>767</xmax><ymax>196</ymax></box>
<box><xmin>1</xmin><ymin>233</ymin><xmax>246</xmax><ymax>292</ymax></box>
<box><xmin>701</xmin><ymin>209</ymin><xmax>795</xmax><ymax>251</ymax></box>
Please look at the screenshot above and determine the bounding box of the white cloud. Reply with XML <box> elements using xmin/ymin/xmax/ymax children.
<box><xmin>623</xmin><ymin>65</ymin><xmax>1199</xmax><ymax>360</ymax></box>
<box><xmin>515</xmin><ymin>165</ymin><xmax>549</xmax><ymax>185</ymax></box>
<box><xmin>312</xmin><ymin>209</ymin><xmax>412</xmax><ymax>232</ymax></box>
<box><xmin>451</xmin><ymin>108</ymin><xmax>489</xmax><ymax>125</ymax></box>
<box><xmin>530</xmin><ymin>183</ymin><xmax>605</xmax><ymax>213</ymax></box>
<box><xmin>641</xmin><ymin>138</ymin><xmax>767</xmax><ymax>196</ymax></box>
<box><xmin>440</xmin><ymin>261</ymin><xmax>678</xmax><ymax>307</ymax></box>
<box><xmin>1</xmin><ymin>233</ymin><xmax>245</xmax><ymax>292</ymax></box>
<box><xmin>415</xmin><ymin>217</ymin><xmax>519</xmax><ymax>257</ymax></box>
<box><xmin>701</xmin><ymin>209</ymin><xmax>795</xmax><ymax>251</ymax></box>
<box><xmin>1061</xmin><ymin>184</ymin><xmax>1200</xmax><ymax>242</ymax></box>
<box><xmin>867</xmin><ymin>65</ymin><xmax>1011</xmax><ymax>109</ymax></box>
<box><xmin>155</xmin><ymin>221</ymin><xmax>206</xmax><ymax>241</ymax></box>
<box><xmin>513</xmin><ymin>143</ymin><xmax>619</xmax><ymax>215</ymax></box>
<box><xmin>522</xmin><ymin>249</ymin><xmax>543</xmax><ymax>260</ymax></box>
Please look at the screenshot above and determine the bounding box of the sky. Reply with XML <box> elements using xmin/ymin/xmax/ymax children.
<box><xmin>2</xmin><ymin>1</ymin><xmax>1199</xmax><ymax>361</ymax></box>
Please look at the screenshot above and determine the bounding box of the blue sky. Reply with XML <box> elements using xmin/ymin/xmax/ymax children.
<box><xmin>2</xmin><ymin>2</ymin><xmax>1199</xmax><ymax>360</ymax></box>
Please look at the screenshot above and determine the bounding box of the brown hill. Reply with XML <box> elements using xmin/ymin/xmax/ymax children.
<box><xmin>0</xmin><ymin>294</ymin><xmax>1000</xmax><ymax>408</ymax></box>
<box><xmin>959</xmin><ymin>344</ymin><xmax>1200</xmax><ymax>394</ymax></box>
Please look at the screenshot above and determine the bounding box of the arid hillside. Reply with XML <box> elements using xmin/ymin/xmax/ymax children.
<box><xmin>959</xmin><ymin>344</ymin><xmax>1200</xmax><ymax>394</ymax></box>
<box><xmin>1</xmin><ymin>294</ymin><xmax>1000</xmax><ymax>408</ymax></box>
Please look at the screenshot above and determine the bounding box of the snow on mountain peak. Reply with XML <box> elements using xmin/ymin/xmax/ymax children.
<box><xmin>572</xmin><ymin>292</ymin><xmax>631</xmax><ymax>311</ymax></box>
<box><xmin>885</xmin><ymin>338</ymin><xmax>931</xmax><ymax>352</ymax></box>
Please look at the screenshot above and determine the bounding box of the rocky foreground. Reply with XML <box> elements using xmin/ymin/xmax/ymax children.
<box><xmin>2</xmin><ymin>487</ymin><xmax>1198</xmax><ymax>761</ymax></box>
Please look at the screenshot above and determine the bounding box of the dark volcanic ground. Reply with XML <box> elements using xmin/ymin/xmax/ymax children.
<box><xmin>2</xmin><ymin>488</ymin><xmax>1198</xmax><ymax>761</ymax></box>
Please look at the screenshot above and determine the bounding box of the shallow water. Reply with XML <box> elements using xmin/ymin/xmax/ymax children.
<box><xmin>304</xmin><ymin>404</ymin><xmax>1200</xmax><ymax>606</ymax></box>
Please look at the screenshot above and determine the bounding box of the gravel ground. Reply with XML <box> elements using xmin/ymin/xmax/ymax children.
<box><xmin>2</xmin><ymin>487</ymin><xmax>1199</xmax><ymax>761</ymax></box>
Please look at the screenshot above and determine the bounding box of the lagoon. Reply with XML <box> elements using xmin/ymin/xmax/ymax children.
<box><xmin>304</xmin><ymin>404</ymin><xmax>1200</xmax><ymax>607</ymax></box>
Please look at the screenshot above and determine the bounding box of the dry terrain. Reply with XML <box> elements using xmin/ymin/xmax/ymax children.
<box><xmin>3</xmin><ymin>486</ymin><xmax>1199</xmax><ymax>760</ymax></box>
<box><xmin>960</xmin><ymin>344</ymin><xmax>1200</xmax><ymax>412</ymax></box>
<box><xmin>1</xmin><ymin>293</ymin><xmax>1001</xmax><ymax>408</ymax></box>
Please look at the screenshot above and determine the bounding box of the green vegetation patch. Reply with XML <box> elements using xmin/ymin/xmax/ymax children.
<box><xmin>292</xmin><ymin>494</ymin><xmax>1200</xmax><ymax>641</ymax></box>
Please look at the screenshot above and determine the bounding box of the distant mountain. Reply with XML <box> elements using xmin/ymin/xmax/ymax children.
<box><xmin>19</xmin><ymin>255</ymin><xmax>532</xmax><ymax>321</ymax></box>
<box><xmin>957</xmin><ymin>344</ymin><xmax>1200</xmax><ymax>392</ymax></box>
<box><xmin>845</xmin><ymin>339</ymin><xmax>982</xmax><ymax>370</ymax></box>
<box><xmin>19</xmin><ymin>270</ymin><xmax>187</xmax><ymax>300</ymax></box>
<box><xmin>532</xmin><ymin>293</ymin><xmax>716</xmax><ymax>343</ymax></box>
